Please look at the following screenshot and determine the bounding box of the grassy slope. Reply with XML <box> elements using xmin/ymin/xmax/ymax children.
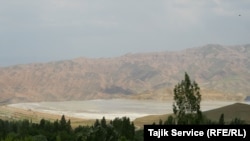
<box><xmin>0</xmin><ymin>106</ymin><xmax>96</xmax><ymax>128</ymax></box>
<box><xmin>133</xmin><ymin>114</ymin><xmax>170</xmax><ymax>128</ymax></box>
<box><xmin>134</xmin><ymin>102</ymin><xmax>250</xmax><ymax>128</ymax></box>
<box><xmin>202</xmin><ymin>102</ymin><xmax>250</xmax><ymax>124</ymax></box>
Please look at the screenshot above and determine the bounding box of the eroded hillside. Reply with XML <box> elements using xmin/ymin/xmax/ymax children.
<box><xmin>0</xmin><ymin>44</ymin><xmax>249</xmax><ymax>103</ymax></box>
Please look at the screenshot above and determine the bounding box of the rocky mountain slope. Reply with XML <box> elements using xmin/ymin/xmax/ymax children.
<box><xmin>0</xmin><ymin>44</ymin><xmax>249</xmax><ymax>103</ymax></box>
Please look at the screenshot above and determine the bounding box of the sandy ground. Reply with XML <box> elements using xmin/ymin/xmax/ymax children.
<box><xmin>0</xmin><ymin>105</ymin><xmax>96</xmax><ymax>128</ymax></box>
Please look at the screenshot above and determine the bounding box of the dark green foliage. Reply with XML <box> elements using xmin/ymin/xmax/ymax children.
<box><xmin>32</xmin><ymin>135</ymin><xmax>48</xmax><ymax>141</ymax></box>
<box><xmin>173</xmin><ymin>72</ymin><xmax>201</xmax><ymax>124</ymax></box>
<box><xmin>0</xmin><ymin>116</ymin><xmax>138</xmax><ymax>141</ymax></box>
<box><xmin>59</xmin><ymin>115</ymin><xmax>66</xmax><ymax>131</ymax></box>
<box><xmin>230</xmin><ymin>117</ymin><xmax>245</xmax><ymax>125</ymax></box>
<box><xmin>101</xmin><ymin>117</ymin><xmax>107</xmax><ymax>128</ymax></box>
<box><xmin>164</xmin><ymin>115</ymin><xmax>175</xmax><ymax>125</ymax></box>
<box><xmin>158</xmin><ymin>119</ymin><xmax>163</xmax><ymax>125</ymax></box>
<box><xmin>0</xmin><ymin>115</ymin><xmax>73</xmax><ymax>141</ymax></box>
<box><xmin>162</xmin><ymin>72</ymin><xmax>247</xmax><ymax>125</ymax></box>
<box><xmin>134</xmin><ymin>130</ymin><xmax>143</xmax><ymax>141</ymax></box>
<box><xmin>218</xmin><ymin>113</ymin><xmax>225</xmax><ymax>125</ymax></box>
<box><xmin>110</xmin><ymin>117</ymin><xmax>135</xmax><ymax>141</ymax></box>
<box><xmin>94</xmin><ymin>119</ymin><xmax>100</xmax><ymax>128</ymax></box>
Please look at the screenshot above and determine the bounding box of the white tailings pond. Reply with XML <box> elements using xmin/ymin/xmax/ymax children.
<box><xmin>8</xmin><ymin>99</ymin><xmax>247</xmax><ymax>120</ymax></box>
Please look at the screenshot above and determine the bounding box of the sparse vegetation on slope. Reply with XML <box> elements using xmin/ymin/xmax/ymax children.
<box><xmin>0</xmin><ymin>44</ymin><xmax>249</xmax><ymax>103</ymax></box>
<box><xmin>0</xmin><ymin>72</ymin><xmax>249</xmax><ymax>141</ymax></box>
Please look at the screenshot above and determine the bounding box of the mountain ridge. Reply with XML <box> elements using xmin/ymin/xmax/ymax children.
<box><xmin>0</xmin><ymin>44</ymin><xmax>249</xmax><ymax>104</ymax></box>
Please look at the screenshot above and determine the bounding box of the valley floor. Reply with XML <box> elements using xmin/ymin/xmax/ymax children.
<box><xmin>1</xmin><ymin>99</ymin><xmax>247</xmax><ymax>128</ymax></box>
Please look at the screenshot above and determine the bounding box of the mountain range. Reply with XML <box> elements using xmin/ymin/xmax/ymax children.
<box><xmin>0</xmin><ymin>44</ymin><xmax>249</xmax><ymax>104</ymax></box>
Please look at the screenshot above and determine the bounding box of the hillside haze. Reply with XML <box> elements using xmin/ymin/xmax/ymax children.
<box><xmin>0</xmin><ymin>44</ymin><xmax>249</xmax><ymax>104</ymax></box>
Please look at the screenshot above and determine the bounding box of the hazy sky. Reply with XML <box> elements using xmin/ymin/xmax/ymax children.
<box><xmin>0</xmin><ymin>0</ymin><xmax>249</xmax><ymax>66</ymax></box>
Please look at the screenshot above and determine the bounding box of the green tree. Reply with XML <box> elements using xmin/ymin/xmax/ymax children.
<box><xmin>94</xmin><ymin>119</ymin><xmax>100</xmax><ymax>128</ymax></box>
<box><xmin>111</xmin><ymin>117</ymin><xmax>135</xmax><ymax>140</ymax></box>
<box><xmin>218</xmin><ymin>113</ymin><xmax>225</xmax><ymax>125</ymax></box>
<box><xmin>173</xmin><ymin>72</ymin><xmax>201</xmax><ymax>124</ymax></box>
<box><xmin>66</xmin><ymin>119</ymin><xmax>72</xmax><ymax>133</ymax></box>
<box><xmin>101</xmin><ymin>117</ymin><xmax>107</xmax><ymax>128</ymax></box>
<box><xmin>158</xmin><ymin>119</ymin><xmax>163</xmax><ymax>125</ymax></box>
<box><xmin>230</xmin><ymin>117</ymin><xmax>245</xmax><ymax>125</ymax></box>
<box><xmin>60</xmin><ymin>115</ymin><xmax>67</xmax><ymax>130</ymax></box>
<box><xmin>164</xmin><ymin>115</ymin><xmax>175</xmax><ymax>125</ymax></box>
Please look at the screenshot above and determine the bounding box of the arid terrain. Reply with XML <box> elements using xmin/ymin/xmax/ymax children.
<box><xmin>1</xmin><ymin>100</ymin><xmax>249</xmax><ymax>129</ymax></box>
<box><xmin>0</xmin><ymin>44</ymin><xmax>249</xmax><ymax>130</ymax></box>
<box><xmin>0</xmin><ymin>44</ymin><xmax>249</xmax><ymax>104</ymax></box>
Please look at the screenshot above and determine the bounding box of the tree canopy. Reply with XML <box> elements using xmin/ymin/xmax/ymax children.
<box><xmin>172</xmin><ymin>72</ymin><xmax>202</xmax><ymax>124</ymax></box>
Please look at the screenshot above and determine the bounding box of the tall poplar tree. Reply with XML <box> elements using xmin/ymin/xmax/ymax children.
<box><xmin>173</xmin><ymin>72</ymin><xmax>201</xmax><ymax>124</ymax></box>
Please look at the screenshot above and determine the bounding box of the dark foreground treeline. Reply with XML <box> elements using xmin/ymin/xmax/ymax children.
<box><xmin>157</xmin><ymin>112</ymin><xmax>247</xmax><ymax>125</ymax></box>
<box><xmin>0</xmin><ymin>113</ymin><xmax>247</xmax><ymax>141</ymax></box>
<box><xmin>0</xmin><ymin>115</ymin><xmax>143</xmax><ymax>141</ymax></box>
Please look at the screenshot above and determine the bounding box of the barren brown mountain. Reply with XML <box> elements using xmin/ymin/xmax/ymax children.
<box><xmin>0</xmin><ymin>44</ymin><xmax>249</xmax><ymax>104</ymax></box>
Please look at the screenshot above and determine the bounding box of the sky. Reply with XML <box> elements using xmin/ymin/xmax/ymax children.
<box><xmin>0</xmin><ymin>0</ymin><xmax>249</xmax><ymax>67</ymax></box>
